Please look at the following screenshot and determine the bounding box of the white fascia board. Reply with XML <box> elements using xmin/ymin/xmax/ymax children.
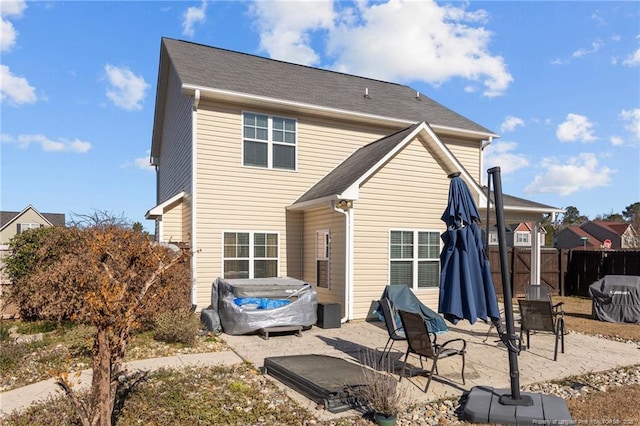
<box><xmin>145</xmin><ymin>191</ymin><xmax>186</xmax><ymax>219</ymax></box>
<box><xmin>287</xmin><ymin>195</ymin><xmax>339</xmax><ymax>211</ymax></box>
<box><xmin>0</xmin><ymin>205</ymin><xmax>53</xmax><ymax>232</ymax></box>
<box><xmin>181</xmin><ymin>84</ymin><xmax>497</xmax><ymax>140</ymax></box>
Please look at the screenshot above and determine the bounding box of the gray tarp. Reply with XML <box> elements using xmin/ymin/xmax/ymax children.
<box><xmin>589</xmin><ymin>275</ymin><xmax>640</xmax><ymax>324</ymax></box>
<box><xmin>214</xmin><ymin>277</ymin><xmax>318</xmax><ymax>335</ymax></box>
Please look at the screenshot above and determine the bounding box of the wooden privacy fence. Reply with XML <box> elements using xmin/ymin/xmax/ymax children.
<box><xmin>486</xmin><ymin>247</ymin><xmax>640</xmax><ymax>298</ymax></box>
<box><xmin>565</xmin><ymin>250</ymin><xmax>640</xmax><ymax>297</ymax></box>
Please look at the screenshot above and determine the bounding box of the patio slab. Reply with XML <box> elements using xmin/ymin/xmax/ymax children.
<box><xmin>223</xmin><ymin>318</ymin><xmax>640</xmax><ymax>410</ymax></box>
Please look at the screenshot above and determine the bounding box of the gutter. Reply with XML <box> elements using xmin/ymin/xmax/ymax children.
<box><xmin>332</xmin><ymin>200</ymin><xmax>354</xmax><ymax>323</ymax></box>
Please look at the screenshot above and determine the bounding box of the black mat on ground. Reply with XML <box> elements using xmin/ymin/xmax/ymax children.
<box><xmin>264</xmin><ymin>354</ymin><xmax>367</xmax><ymax>413</ymax></box>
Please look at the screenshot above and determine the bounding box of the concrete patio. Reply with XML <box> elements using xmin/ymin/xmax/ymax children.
<box><xmin>223</xmin><ymin>316</ymin><xmax>640</xmax><ymax>416</ymax></box>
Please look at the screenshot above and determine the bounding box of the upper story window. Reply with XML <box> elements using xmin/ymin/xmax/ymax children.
<box><xmin>516</xmin><ymin>233</ymin><xmax>530</xmax><ymax>244</ymax></box>
<box><xmin>17</xmin><ymin>223</ymin><xmax>42</xmax><ymax>233</ymax></box>
<box><xmin>243</xmin><ymin>112</ymin><xmax>296</xmax><ymax>170</ymax></box>
<box><xmin>389</xmin><ymin>230</ymin><xmax>440</xmax><ymax>289</ymax></box>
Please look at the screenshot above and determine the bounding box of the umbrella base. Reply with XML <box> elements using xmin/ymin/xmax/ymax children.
<box><xmin>463</xmin><ymin>386</ymin><xmax>571</xmax><ymax>424</ymax></box>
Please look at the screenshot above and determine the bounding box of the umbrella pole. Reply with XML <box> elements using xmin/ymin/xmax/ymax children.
<box><xmin>487</xmin><ymin>167</ymin><xmax>533</xmax><ymax>406</ymax></box>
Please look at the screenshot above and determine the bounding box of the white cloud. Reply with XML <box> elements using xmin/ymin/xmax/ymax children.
<box><xmin>500</xmin><ymin>116</ymin><xmax>524</xmax><ymax>133</ymax></box>
<box><xmin>122</xmin><ymin>150</ymin><xmax>155</xmax><ymax>172</ymax></box>
<box><xmin>482</xmin><ymin>141</ymin><xmax>529</xmax><ymax>176</ymax></box>
<box><xmin>251</xmin><ymin>0</ymin><xmax>334</xmax><ymax>66</ymax></box>
<box><xmin>0</xmin><ymin>64</ymin><xmax>36</xmax><ymax>105</ymax></box>
<box><xmin>3</xmin><ymin>133</ymin><xmax>91</xmax><ymax>153</ymax></box>
<box><xmin>182</xmin><ymin>0</ymin><xmax>207</xmax><ymax>38</ymax></box>
<box><xmin>250</xmin><ymin>0</ymin><xmax>513</xmax><ymax>97</ymax></box>
<box><xmin>0</xmin><ymin>0</ymin><xmax>27</xmax><ymax>52</ymax></box>
<box><xmin>620</xmin><ymin>108</ymin><xmax>640</xmax><ymax>141</ymax></box>
<box><xmin>524</xmin><ymin>153</ymin><xmax>614</xmax><ymax>196</ymax></box>
<box><xmin>556</xmin><ymin>113</ymin><xmax>597</xmax><ymax>142</ymax></box>
<box><xmin>610</xmin><ymin>136</ymin><xmax>624</xmax><ymax>146</ymax></box>
<box><xmin>622</xmin><ymin>48</ymin><xmax>640</xmax><ymax>67</ymax></box>
<box><xmin>104</xmin><ymin>64</ymin><xmax>149</xmax><ymax>110</ymax></box>
<box><xmin>571</xmin><ymin>39</ymin><xmax>603</xmax><ymax>59</ymax></box>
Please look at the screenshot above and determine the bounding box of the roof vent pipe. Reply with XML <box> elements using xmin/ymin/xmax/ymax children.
<box><xmin>364</xmin><ymin>88</ymin><xmax>370</xmax><ymax>98</ymax></box>
<box><xmin>416</xmin><ymin>91</ymin><xmax>420</xmax><ymax>100</ymax></box>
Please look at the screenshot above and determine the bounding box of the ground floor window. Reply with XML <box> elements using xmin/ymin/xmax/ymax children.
<box><xmin>389</xmin><ymin>230</ymin><xmax>440</xmax><ymax>289</ymax></box>
<box><xmin>223</xmin><ymin>231</ymin><xmax>278</xmax><ymax>279</ymax></box>
<box><xmin>316</xmin><ymin>230</ymin><xmax>330</xmax><ymax>289</ymax></box>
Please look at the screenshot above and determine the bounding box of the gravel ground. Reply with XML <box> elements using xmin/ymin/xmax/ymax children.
<box><xmin>378</xmin><ymin>363</ymin><xmax>640</xmax><ymax>426</ymax></box>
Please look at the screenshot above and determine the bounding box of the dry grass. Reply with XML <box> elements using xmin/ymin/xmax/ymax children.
<box><xmin>567</xmin><ymin>384</ymin><xmax>640</xmax><ymax>425</ymax></box>
<box><xmin>555</xmin><ymin>296</ymin><xmax>640</xmax><ymax>342</ymax></box>
<box><xmin>550</xmin><ymin>296</ymin><xmax>640</xmax><ymax>424</ymax></box>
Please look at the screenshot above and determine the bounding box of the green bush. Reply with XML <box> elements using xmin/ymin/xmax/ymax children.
<box><xmin>153</xmin><ymin>308</ymin><xmax>200</xmax><ymax>345</ymax></box>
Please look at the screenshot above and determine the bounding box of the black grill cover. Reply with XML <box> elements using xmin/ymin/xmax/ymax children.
<box><xmin>589</xmin><ymin>275</ymin><xmax>640</xmax><ymax>324</ymax></box>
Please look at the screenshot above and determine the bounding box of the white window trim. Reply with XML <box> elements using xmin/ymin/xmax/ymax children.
<box><xmin>241</xmin><ymin>111</ymin><xmax>297</xmax><ymax>171</ymax></box>
<box><xmin>221</xmin><ymin>230</ymin><xmax>280</xmax><ymax>279</ymax></box>
<box><xmin>516</xmin><ymin>232</ymin><xmax>530</xmax><ymax>245</ymax></box>
<box><xmin>316</xmin><ymin>229</ymin><xmax>330</xmax><ymax>289</ymax></box>
<box><xmin>388</xmin><ymin>228</ymin><xmax>441</xmax><ymax>291</ymax></box>
<box><xmin>18</xmin><ymin>223</ymin><xmax>42</xmax><ymax>233</ymax></box>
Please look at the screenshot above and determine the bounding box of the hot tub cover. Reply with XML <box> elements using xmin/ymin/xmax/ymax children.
<box><xmin>214</xmin><ymin>277</ymin><xmax>318</xmax><ymax>335</ymax></box>
<box><xmin>589</xmin><ymin>275</ymin><xmax>640</xmax><ymax>324</ymax></box>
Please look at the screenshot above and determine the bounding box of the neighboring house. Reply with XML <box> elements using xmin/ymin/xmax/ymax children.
<box><xmin>0</xmin><ymin>205</ymin><xmax>66</xmax><ymax>318</ymax></box>
<box><xmin>146</xmin><ymin>38</ymin><xmax>562</xmax><ymax>320</ymax></box>
<box><xmin>487</xmin><ymin>222</ymin><xmax>547</xmax><ymax>247</ymax></box>
<box><xmin>556</xmin><ymin>221</ymin><xmax>638</xmax><ymax>249</ymax></box>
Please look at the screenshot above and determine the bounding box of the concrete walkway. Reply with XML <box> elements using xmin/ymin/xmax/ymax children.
<box><xmin>1</xmin><ymin>320</ymin><xmax>638</xmax><ymax>419</ymax></box>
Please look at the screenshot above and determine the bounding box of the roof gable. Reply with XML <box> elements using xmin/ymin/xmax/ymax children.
<box><xmin>293</xmin><ymin>121</ymin><xmax>481</xmax><ymax>207</ymax></box>
<box><xmin>0</xmin><ymin>205</ymin><xmax>65</xmax><ymax>232</ymax></box>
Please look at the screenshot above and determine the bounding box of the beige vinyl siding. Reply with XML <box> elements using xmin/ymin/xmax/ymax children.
<box><xmin>0</xmin><ymin>208</ymin><xmax>49</xmax><ymax>244</ymax></box>
<box><xmin>157</xmin><ymin>66</ymin><xmax>193</xmax><ymax>203</ymax></box>
<box><xmin>191</xmin><ymin>101</ymin><xmax>394</xmax><ymax>309</ymax></box>
<box><xmin>352</xmin><ymin>137</ymin><xmax>448</xmax><ymax>319</ymax></box>
<box><xmin>285</xmin><ymin>210</ymin><xmax>303</xmax><ymax>278</ymax></box>
<box><xmin>441</xmin><ymin>136</ymin><xmax>482</xmax><ymax>183</ymax></box>
<box><xmin>302</xmin><ymin>207</ymin><xmax>346</xmax><ymax>313</ymax></box>
<box><xmin>162</xmin><ymin>200</ymin><xmax>183</xmax><ymax>243</ymax></box>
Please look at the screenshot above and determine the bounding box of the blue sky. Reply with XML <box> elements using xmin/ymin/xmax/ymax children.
<box><xmin>2</xmin><ymin>1</ymin><xmax>639</xmax><ymax>231</ymax></box>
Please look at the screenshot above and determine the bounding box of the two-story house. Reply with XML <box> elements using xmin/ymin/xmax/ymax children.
<box><xmin>487</xmin><ymin>222</ymin><xmax>547</xmax><ymax>247</ymax></box>
<box><xmin>146</xmin><ymin>38</ymin><xmax>562</xmax><ymax>321</ymax></box>
<box><xmin>556</xmin><ymin>220</ymin><xmax>638</xmax><ymax>249</ymax></box>
<box><xmin>1</xmin><ymin>205</ymin><xmax>66</xmax><ymax>318</ymax></box>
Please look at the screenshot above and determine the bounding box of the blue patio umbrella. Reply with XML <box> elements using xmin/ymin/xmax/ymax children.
<box><xmin>438</xmin><ymin>173</ymin><xmax>501</xmax><ymax>325</ymax></box>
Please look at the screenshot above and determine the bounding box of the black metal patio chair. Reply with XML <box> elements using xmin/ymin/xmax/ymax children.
<box><xmin>397</xmin><ymin>309</ymin><xmax>466</xmax><ymax>394</ymax></box>
<box><xmin>518</xmin><ymin>298</ymin><xmax>566</xmax><ymax>361</ymax></box>
<box><xmin>377</xmin><ymin>297</ymin><xmax>406</xmax><ymax>363</ymax></box>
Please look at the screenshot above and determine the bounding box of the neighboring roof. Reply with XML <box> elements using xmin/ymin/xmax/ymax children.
<box><xmin>591</xmin><ymin>220</ymin><xmax>630</xmax><ymax>235</ymax></box>
<box><xmin>153</xmin><ymin>38</ymin><xmax>497</xmax><ymax>157</ymax></box>
<box><xmin>0</xmin><ymin>205</ymin><xmax>66</xmax><ymax>232</ymax></box>
<box><xmin>561</xmin><ymin>225</ymin><xmax>603</xmax><ymax>248</ymax></box>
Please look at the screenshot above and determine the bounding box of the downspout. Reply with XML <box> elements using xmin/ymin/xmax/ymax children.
<box><xmin>191</xmin><ymin>89</ymin><xmax>200</xmax><ymax>309</ymax></box>
<box><xmin>333</xmin><ymin>200</ymin><xmax>354</xmax><ymax>323</ymax></box>
<box><xmin>480</xmin><ymin>137</ymin><xmax>493</xmax><ymax>182</ymax></box>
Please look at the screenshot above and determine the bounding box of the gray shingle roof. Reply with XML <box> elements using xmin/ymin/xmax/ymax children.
<box><xmin>161</xmin><ymin>38</ymin><xmax>496</xmax><ymax>136</ymax></box>
<box><xmin>295</xmin><ymin>124</ymin><xmax>421</xmax><ymax>204</ymax></box>
<box><xmin>0</xmin><ymin>210</ymin><xmax>65</xmax><ymax>228</ymax></box>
